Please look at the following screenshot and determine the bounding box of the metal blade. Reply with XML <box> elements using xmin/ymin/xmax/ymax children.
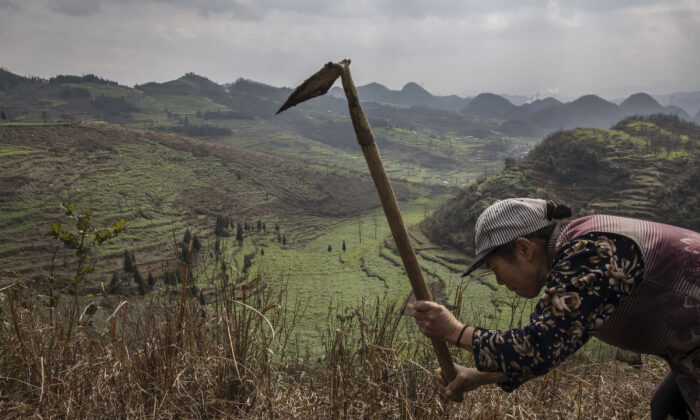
<box><xmin>276</xmin><ymin>62</ymin><xmax>342</xmax><ymax>114</ymax></box>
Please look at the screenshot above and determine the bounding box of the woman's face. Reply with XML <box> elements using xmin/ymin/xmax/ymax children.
<box><xmin>484</xmin><ymin>238</ymin><xmax>547</xmax><ymax>299</ymax></box>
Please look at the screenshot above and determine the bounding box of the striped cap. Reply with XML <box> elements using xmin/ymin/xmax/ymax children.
<box><xmin>462</xmin><ymin>198</ymin><xmax>551</xmax><ymax>277</ymax></box>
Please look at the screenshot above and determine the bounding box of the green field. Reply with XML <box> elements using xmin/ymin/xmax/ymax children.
<box><xmin>0</xmin><ymin>71</ymin><xmax>551</xmax><ymax>358</ymax></box>
<box><xmin>179</xmin><ymin>196</ymin><xmax>537</xmax><ymax>356</ymax></box>
<box><xmin>4</xmin><ymin>113</ymin><xmax>695</xmax><ymax>359</ymax></box>
<box><xmin>0</xmin><ymin>121</ymin><xmax>538</xmax><ymax>357</ymax></box>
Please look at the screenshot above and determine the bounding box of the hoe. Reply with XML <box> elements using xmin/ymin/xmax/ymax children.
<box><xmin>277</xmin><ymin>59</ymin><xmax>460</xmax><ymax>394</ymax></box>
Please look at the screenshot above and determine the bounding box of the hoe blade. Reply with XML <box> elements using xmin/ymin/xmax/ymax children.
<box><xmin>276</xmin><ymin>62</ymin><xmax>342</xmax><ymax>114</ymax></box>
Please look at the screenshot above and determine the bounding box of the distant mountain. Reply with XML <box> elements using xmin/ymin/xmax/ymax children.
<box><xmin>459</xmin><ymin>91</ymin><xmax>696</xmax><ymax>133</ymax></box>
<box><xmin>524</xmin><ymin>93</ymin><xmax>695</xmax><ymax>131</ymax></box>
<box><xmin>526</xmin><ymin>94</ymin><xmax>626</xmax><ymax>130</ymax></box>
<box><xmin>521</xmin><ymin>97</ymin><xmax>562</xmax><ymax>112</ymax></box>
<box><xmin>3</xmin><ymin>66</ymin><xmax>696</xmax><ymax>140</ymax></box>
<box><xmin>500</xmin><ymin>94</ymin><xmax>530</xmax><ymax>106</ymax></box>
<box><xmin>617</xmin><ymin>92</ymin><xmax>695</xmax><ymax>121</ymax></box>
<box><xmin>400</xmin><ymin>82</ymin><xmax>433</xmax><ymax>103</ymax></box>
<box><xmin>461</xmin><ymin>93</ymin><xmax>516</xmax><ymax>119</ymax></box>
<box><xmin>653</xmin><ymin>90</ymin><xmax>700</xmax><ymax>116</ymax></box>
<box><xmin>620</xmin><ymin>93</ymin><xmax>664</xmax><ymax>115</ymax></box>
<box><xmin>330</xmin><ymin>82</ymin><xmax>389</xmax><ymax>103</ymax></box>
<box><xmin>662</xmin><ymin>105</ymin><xmax>694</xmax><ymax>122</ymax></box>
<box><xmin>510</xmin><ymin>97</ymin><xmax>562</xmax><ymax>120</ymax></box>
<box><xmin>330</xmin><ymin>82</ymin><xmax>470</xmax><ymax>111</ymax></box>
<box><xmin>456</xmin><ymin>96</ymin><xmax>560</xmax><ymax>122</ymax></box>
<box><xmin>696</xmin><ymin>109</ymin><xmax>700</xmax><ymax>123</ymax></box>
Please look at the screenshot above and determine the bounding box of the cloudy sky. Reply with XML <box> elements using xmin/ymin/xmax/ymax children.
<box><xmin>1</xmin><ymin>0</ymin><xmax>699</xmax><ymax>99</ymax></box>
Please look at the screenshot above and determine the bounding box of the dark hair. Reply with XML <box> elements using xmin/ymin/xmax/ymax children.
<box><xmin>545</xmin><ymin>200</ymin><xmax>572</xmax><ymax>221</ymax></box>
<box><xmin>491</xmin><ymin>201</ymin><xmax>572</xmax><ymax>260</ymax></box>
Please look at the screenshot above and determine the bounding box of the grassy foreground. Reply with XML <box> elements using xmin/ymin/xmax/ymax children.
<box><xmin>1</xmin><ymin>258</ymin><xmax>664</xmax><ymax>418</ymax></box>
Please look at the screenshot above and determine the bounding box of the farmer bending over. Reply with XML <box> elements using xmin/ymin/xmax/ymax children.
<box><xmin>411</xmin><ymin>198</ymin><xmax>699</xmax><ymax>419</ymax></box>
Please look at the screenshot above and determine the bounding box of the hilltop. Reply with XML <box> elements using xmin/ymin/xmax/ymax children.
<box><xmin>462</xmin><ymin>93</ymin><xmax>517</xmax><ymax>119</ymax></box>
<box><xmin>329</xmin><ymin>82</ymin><xmax>470</xmax><ymax>111</ymax></box>
<box><xmin>421</xmin><ymin>114</ymin><xmax>700</xmax><ymax>254</ymax></box>
<box><xmin>620</xmin><ymin>92</ymin><xmax>665</xmax><ymax>115</ymax></box>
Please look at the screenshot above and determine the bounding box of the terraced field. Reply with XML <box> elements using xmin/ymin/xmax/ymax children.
<box><xmin>5</xmin><ymin>114</ymin><xmax>692</xmax><ymax>358</ymax></box>
<box><xmin>0</xmin><ymin>124</ymin><xmax>422</xmax><ymax>279</ymax></box>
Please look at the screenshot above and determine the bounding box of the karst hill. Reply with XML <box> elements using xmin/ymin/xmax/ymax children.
<box><xmin>421</xmin><ymin>114</ymin><xmax>700</xmax><ymax>255</ymax></box>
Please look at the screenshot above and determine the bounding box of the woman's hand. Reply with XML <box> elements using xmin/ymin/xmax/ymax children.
<box><xmin>435</xmin><ymin>365</ymin><xmax>508</xmax><ymax>401</ymax></box>
<box><xmin>409</xmin><ymin>300</ymin><xmax>464</xmax><ymax>344</ymax></box>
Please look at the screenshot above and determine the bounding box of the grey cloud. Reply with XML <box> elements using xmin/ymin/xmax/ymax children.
<box><xmin>38</xmin><ymin>0</ymin><xmax>350</xmax><ymax>20</ymax></box>
<box><xmin>30</xmin><ymin>0</ymin><xmax>535</xmax><ymax>20</ymax></box>
<box><xmin>372</xmin><ymin>0</ymin><xmax>530</xmax><ymax>19</ymax></box>
<box><xmin>360</xmin><ymin>0</ymin><xmax>665</xmax><ymax>19</ymax></box>
<box><xmin>154</xmin><ymin>0</ymin><xmax>359</xmax><ymax>19</ymax></box>
<box><xmin>49</xmin><ymin>0</ymin><xmax>102</xmax><ymax>16</ymax></box>
<box><xmin>0</xmin><ymin>0</ymin><xmax>23</xmax><ymax>10</ymax></box>
<box><xmin>149</xmin><ymin>0</ymin><xmax>266</xmax><ymax>18</ymax></box>
<box><xmin>669</xmin><ymin>5</ymin><xmax>700</xmax><ymax>49</ymax></box>
<box><xmin>561</xmin><ymin>0</ymin><xmax>665</xmax><ymax>12</ymax></box>
<box><xmin>19</xmin><ymin>0</ymin><xmax>686</xmax><ymax>20</ymax></box>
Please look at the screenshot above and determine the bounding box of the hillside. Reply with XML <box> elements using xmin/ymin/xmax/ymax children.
<box><xmin>421</xmin><ymin>114</ymin><xmax>700</xmax><ymax>254</ymax></box>
<box><xmin>0</xmin><ymin>123</ymin><xmax>427</xmax><ymax>282</ymax></box>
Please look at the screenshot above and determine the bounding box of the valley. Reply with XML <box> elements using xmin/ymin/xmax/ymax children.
<box><xmin>0</xmin><ymin>121</ymin><xmax>519</xmax><ymax>356</ymax></box>
<box><xmin>1</xmin><ymin>69</ymin><xmax>698</xmax><ymax>358</ymax></box>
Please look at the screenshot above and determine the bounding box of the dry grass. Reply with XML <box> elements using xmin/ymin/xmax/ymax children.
<box><xmin>0</xmin><ymin>268</ymin><xmax>664</xmax><ymax>419</ymax></box>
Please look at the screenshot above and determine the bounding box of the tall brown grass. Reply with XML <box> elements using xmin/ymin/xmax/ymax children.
<box><xmin>1</xmin><ymin>261</ymin><xmax>665</xmax><ymax>418</ymax></box>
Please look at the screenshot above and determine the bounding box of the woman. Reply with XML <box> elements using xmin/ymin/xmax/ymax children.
<box><xmin>411</xmin><ymin>198</ymin><xmax>699</xmax><ymax>419</ymax></box>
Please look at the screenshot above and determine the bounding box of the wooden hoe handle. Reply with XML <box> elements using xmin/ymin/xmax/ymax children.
<box><xmin>337</xmin><ymin>62</ymin><xmax>460</xmax><ymax>394</ymax></box>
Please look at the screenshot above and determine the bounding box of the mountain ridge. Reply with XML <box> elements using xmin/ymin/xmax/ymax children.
<box><xmin>1</xmin><ymin>67</ymin><xmax>699</xmax><ymax>137</ymax></box>
<box><xmin>329</xmin><ymin>81</ymin><xmax>471</xmax><ymax>111</ymax></box>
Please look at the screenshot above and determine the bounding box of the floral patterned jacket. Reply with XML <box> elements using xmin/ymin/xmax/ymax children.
<box><xmin>471</xmin><ymin>215</ymin><xmax>700</xmax><ymax>416</ymax></box>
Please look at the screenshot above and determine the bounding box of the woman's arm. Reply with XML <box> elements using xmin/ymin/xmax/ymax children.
<box><xmin>411</xmin><ymin>233</ymin><xmax>645</xmax><ymax>394</ymax></box>
<box><xmin>410</xmin><ymin>301</ymin><xmax>506</xmax><ymax>399</ymax></box>
<box><xmin>471</xmin><ymin>233</ymin><xmax>645</xmax><ymax>391</ymax></box>
<box><xmin>435</xmin><ymin>365</ymin><xmax>508</xmax><ymax>401</ymax></box>
<box><xmin>410</xmin><ymin>300</ymin><xmax>475</xmax><ymax>350</ymax></box>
